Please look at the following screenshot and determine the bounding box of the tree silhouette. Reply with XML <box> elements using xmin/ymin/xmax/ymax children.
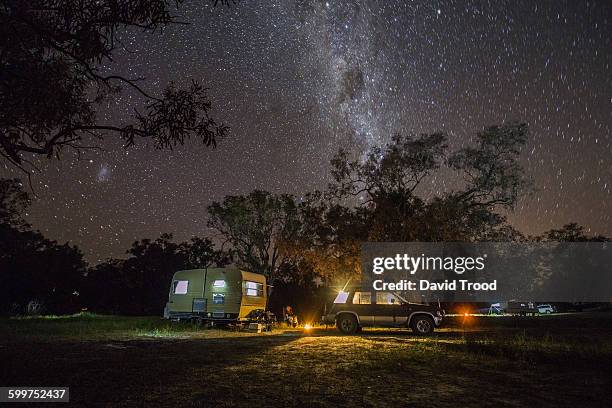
<box><xmin>207</xmin><ymin>190</ymin><xmax>301</xmax><ymax>284</ymax></box>
<box><xmin>327</xmin><ymin>123</ymin><xmax>530</xmax><ymax>242</ymax></box>
<box><xmin>182</xmin><ymin>236</ymin><xmax>233</xmax><ymax>270</ymax></box>
<box><xmin>81</xmin><ymin>233</ymin><xmax>231</xmax><ymax>314</ymax></box>
<box><xmin>0</xmin><ymin>178</ymin><xmax>86</xmax><ymax>314</ymax></box>
<box><xmin>0</xmin><ymin>0</ymin><xmax>229</xmax><ymax>173</ymax></box>
<box><xmin>539</xmin><ymin>223</ymin><xmax>608</xmax><ymax>242</ymax></box>
<box><xmin>0</xmin><ymin>178</ymin><xmax>31</xmax><ymax>228</ymax></box>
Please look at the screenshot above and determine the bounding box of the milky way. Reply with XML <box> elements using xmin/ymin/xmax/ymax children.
<box><xmin>1</xmin><ymin>0</ymin><xmax>610</xmax><ymax>262</ymax></box>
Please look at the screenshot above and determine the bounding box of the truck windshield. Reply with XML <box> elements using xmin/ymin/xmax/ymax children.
<box><xmin>333</xmin><ymin>291</ymin><xmax>349</xmax><ymax>304</ymax></box>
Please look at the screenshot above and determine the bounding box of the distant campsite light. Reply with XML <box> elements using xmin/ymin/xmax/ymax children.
<box><xmin>303</xmin><ymin>324</ymin><xmax>312</xmax><ymax>330</ymax></box>
<box><xmin>461</xmin><ymin>311</ymin><xmax>472</xmax><ymax>330</ymax></box>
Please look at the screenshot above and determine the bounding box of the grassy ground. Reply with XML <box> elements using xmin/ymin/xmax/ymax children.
<box><xmin>1</xmin><ymin>313</ymin><xmax>611</xmax><ymax>407</ymax></box>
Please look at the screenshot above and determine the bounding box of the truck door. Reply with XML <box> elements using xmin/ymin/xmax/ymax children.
<box><xmin>350</xmin><ymin>291</ymin><xmax>374</xmax><ymax>325</ymax></box>
<box><xmin>373</xmin><ymin>292</ymin><xmax>409</xmax><ymax>326</ymax></box>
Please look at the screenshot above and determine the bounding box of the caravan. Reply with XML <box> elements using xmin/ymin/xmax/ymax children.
<box><xmin>163</xmin><ymin>268</ymin><xmax>269</xmax><ymax>325</ymax></box>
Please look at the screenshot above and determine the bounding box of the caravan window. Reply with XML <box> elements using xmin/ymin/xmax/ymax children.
<box><xmin>173</xmin><ymin>280</ymin><xmax>188</xmax><ymax>294</ymax></box>
<box><xmin>212</xmin><ymin>293</ymin><xmax>225</xmax><ymax>304</ymax></box>
<box><xmin>245</xmin><ymin>281</ymin><xmax>263</xmax><ymax>297</ymax></box>
<box><xmin>213</xmin><ymin>280</ymin><xmax>226</xmax><ymax>288</ymax></box>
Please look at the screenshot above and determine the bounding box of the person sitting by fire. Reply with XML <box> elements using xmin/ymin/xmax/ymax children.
<box><xmin>284</xmin><ymin>305</ymin><xmax>298</xmax><ymax>328</ymax></box>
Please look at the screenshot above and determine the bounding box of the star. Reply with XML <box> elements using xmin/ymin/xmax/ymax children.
<box><xmin>1</xmin><ymin>0</ymin><xmax>609</xmax><ymax>261</ymax></box>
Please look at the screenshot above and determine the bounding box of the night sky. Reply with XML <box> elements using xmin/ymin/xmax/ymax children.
<box><xmin>1</xmin><ymin>1</ymin><xmax>610</xmax><ymax>263</ymax></box>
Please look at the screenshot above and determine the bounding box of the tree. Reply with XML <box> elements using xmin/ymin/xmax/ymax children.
<box><xmin>0</xmin><ymin>226</ymin><xmax>87</xmax><ymax>314</ymax></box>
<box><xmin>271</xmin><ymin>124</ymin><xmax>530</xmax><ymax>287</ymax></box>
<box><xmin>327</xmin><ymin>123</ymin><xmax>530</xmax><ymax>242</ymax></box>
<box><xmin>207</xmin><ymin>190</ymin><xmax>301</xmax><ymax>284</ymax></box>
<box><xmin>181</xmin><ymin>236</ymin><xmax>232</xmax><ymax>270</ymax></box>
<box><xmin>0</xmin><ymin>178</ymin><xmax>86</xmax><ymax>314</ymax></box>
<box><xmin>447</xmin><ymin>123</ymin><xmax>530</xmax><ymax>211</ymax></box>
<box><xmin>0</xmin><ymin>0</ymin><xmax>228</xmax><ymax>172</ymax></box>
<box><xmin>539</xmin><ymin>223</ymin><xmax>608</xmax><ymax>242</ymax></box>
<box><xmin>81</xmin><ymin>234</ymin><xmax>231</xmax><ymax>314</ymax></box>
<box><xmin>121</xmin><ymin>233</ymin><xmax>187</xmax><ymax>314</ymax></box>
<box><xmin>0</xmin><ymin>178</ymin><xmax>31</xmax><ymax>228</ymax></box>
<box><xmin>81</xmin><ymin>259</ymin><xmax>128</xmax><ymax>314</ymax></box>
<box><xmin>289</xmin><ymin>194</ymin><xmax>367</xmax><ymax>283</ymax></box>
<box><xmin>330</xmin><ymin>132</ymin><xmax>447</xmax><ymax>204</ymax></box>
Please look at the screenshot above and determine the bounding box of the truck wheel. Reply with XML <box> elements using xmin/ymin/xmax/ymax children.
<box><xmin>410</xmin><ymin>315</ymin><xmax>434</xmax><ymax>335</ymax></box>
<box><xmin>336</xmin><ymin>314</ymin><xmax>358</xmax><ymax>334</ymax></box>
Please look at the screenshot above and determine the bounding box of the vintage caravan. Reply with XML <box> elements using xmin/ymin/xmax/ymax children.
<box><xmin>163</xmin><ymin>268</ymin><xmax>268</xmax><ymax>323</ymax></box>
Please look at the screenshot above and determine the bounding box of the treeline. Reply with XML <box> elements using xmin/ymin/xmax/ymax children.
<box><xmin>0</xmin><ymin>124</ymin><xmax>608</xmax><ymax>316</ymax></box>
<box><xmin>83</xmin><ymin>235</ymin><xmax>231</xmax><ymax>315</ymax></box>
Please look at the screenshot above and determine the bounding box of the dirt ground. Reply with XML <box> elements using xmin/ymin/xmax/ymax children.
<box><xmin>1</xmin><ymin>313</ymin><xmax>611</xmax><ymax>407</ymax></box>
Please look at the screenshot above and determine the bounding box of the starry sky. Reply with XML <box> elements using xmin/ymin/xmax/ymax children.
<box><xmin>1</xmin><ymin>0</ymin><xmax>610</xmax><ymax>263</ymax></box>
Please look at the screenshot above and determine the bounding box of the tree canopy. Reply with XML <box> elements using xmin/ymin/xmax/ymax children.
<box><xmin>326</xmin><ymin>123</ymin><xmax>529</xmax><ymax>241</ymax></box>
<box><xmin>537</xmin><ymin>223</ymin><xmax>609</xmax><ymax>242</ymax></box>
<box><xmin>202</xmin><ymin>124</ymin><xmax>533</xmax><ymax>283</ymax></box>
<box><xmin>207</xmin><ymin>190</ymin><xmax>301</xmax><ymax>284</ymax></box>
<box><xmin>0</xmin><ymin>0</ymin><xmax>228</xmax><ymax>172</ymax></box>
<box><xmin>0</xmin><ymin>178</ymin><xmax>86</xmax><ymax>314</ymax></box>
<box><xmin>2</xmin><ymin>121</ymin><xmax>608</xmax><ymax>316</ymax></box>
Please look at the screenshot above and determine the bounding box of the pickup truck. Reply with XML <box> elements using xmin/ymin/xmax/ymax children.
<box><xmin>322</xmin><ymin>287</ymin><xmax>444</xmax><ymax>335</ymax></box>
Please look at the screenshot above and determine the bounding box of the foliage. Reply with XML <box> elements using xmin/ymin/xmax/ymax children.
<box><xmin>288</xmin><ymin>194</ymin><xmax>367</xmax><ymax>282</ymax></box>
<box><xmin>121</xmin><ymin>233</ymin><xmax>189</xmax><ymax>314</ymax></box>
<box><xmin>0</xmin><ymin>178</ymin><xmax>31</xmax><ymax>228</ymax></box>
<box><xmin>0</xmin><ymin>0</ymin><xmax>228</xmax><ymax>172</ymax></box>
<box><xmin>4</xmin><ymin>120</ymin><xmax>609</xmax><ymax>316</ymax></box>
<box><xmin>82</xmin><ymin>233</ymin><xmax>231</xmax><ymax>314</ymax></box>
<box><xmin>448</xmin><ymin>123</ymin><xmax>530</xmax><ymax>209</ymax></box>
<box><xmin>80</xmin><ymin>258</ymin><xmax>129</xmax><ymax>314</ymax></box>
<box><xmin>182</xmin><ymin>236</ymin><xmax>232</xmax><ymax>270</ymax></box>
<box><xmin>326</xmin><ymin>123</ymin><xmax>530</xmax><ymax>242</ymax></box>
<box><xmin>0</xmin><ymin>178</ymin><xmax>234</xmax><ymax>315</ymax></box>
<box><xmin>207</xmin><ymin>190</ymin><xmax>301</xmax><ymax>283</ymax></box>
<box><xmin>538</xmin><ymin>223</ymin><xmax>609</xmax><ymax>242</ymax></box>
<box><xmin>0</xmin><ymin>178</ymin><xmax>86</xmax><ymax>314</ymax></box>
<box><xmin>0</xmin><ymin>224</ymin><xmax>87</xmax><ymax>314</ymax></box>
<box><xmin>279</xmin><ymin>124</ymin><xmax>529</xmax><ymax>281</ymax></box>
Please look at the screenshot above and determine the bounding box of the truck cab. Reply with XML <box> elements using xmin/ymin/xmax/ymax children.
<box><xmin>323</xmin><ymin>287</ymin><xmax>444</xmax><ymax>335</ymax></box>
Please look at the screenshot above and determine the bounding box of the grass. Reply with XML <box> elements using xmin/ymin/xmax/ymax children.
<box><xmin>1</xmin><ymin>312</ymin><xmax>274</xmax><ymax>342</ymax></box>
<box><xmin>1</xmin><ymin>313</ymin><xmax>611</xmax><ymax>407</ymax></box>
<box><xmin>1</xmin><ymin>313</ymin><xmax>199</xmax><ymax>342</ymax></box>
